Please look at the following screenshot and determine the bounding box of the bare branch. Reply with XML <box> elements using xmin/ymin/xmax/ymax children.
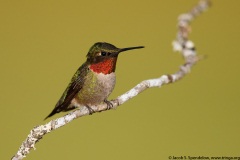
<box><xmin>11</xmin><ymin>1</ymin><xmax>211</xmax><ymax>159</ymax></box>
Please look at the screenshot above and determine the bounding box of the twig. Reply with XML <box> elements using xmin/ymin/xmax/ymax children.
<box><xmin>11</xmin><ymin>1</ymin><xmax>211</xmax><ymax>159</ymax></box>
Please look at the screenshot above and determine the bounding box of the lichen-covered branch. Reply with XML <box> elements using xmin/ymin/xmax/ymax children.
<box><xmin>11</xmin><ymin>1</ymin><xmax>211</xmax><ymax>159</ymax></box>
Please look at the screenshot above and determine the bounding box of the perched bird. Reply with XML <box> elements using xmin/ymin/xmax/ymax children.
<box><xmin>45</xmin><ymin>42</ymin><xmax>144</xmax><ymax>119</ymax></box>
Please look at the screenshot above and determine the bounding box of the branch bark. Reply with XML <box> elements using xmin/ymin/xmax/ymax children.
<box><xmin>11</xmin><ymin>1</ymin><xmax>211</xmax><ymax>159</ymax></box>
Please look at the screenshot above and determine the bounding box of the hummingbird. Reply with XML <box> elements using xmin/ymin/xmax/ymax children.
<box><xmin>45</xmin><ymin>42</ymin><xmax>144</xmax><ymax>119</ymax></box>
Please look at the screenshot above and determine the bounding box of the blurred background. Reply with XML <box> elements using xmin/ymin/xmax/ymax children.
<box><xmin>1</xmin><ymin>0</ymin><xmax>240</xmax><ymax>159</ymax></box>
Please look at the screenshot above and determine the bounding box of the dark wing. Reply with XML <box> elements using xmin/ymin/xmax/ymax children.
<box><xmin>44</xmin><ymin>63</ymin><xmax>88</xmax><ymax>119</ymax></box>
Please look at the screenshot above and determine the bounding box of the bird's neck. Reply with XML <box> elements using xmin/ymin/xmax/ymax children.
<box><xmin>90</xmin><ymin>58</ymin><xmax>117</xmax><ymax>74</ymax></box>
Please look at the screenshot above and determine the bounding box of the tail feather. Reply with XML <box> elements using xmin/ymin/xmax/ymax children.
<box><xmin>44</xmin><ymin>104</ymin><xmax>76</xmax><ymax>120</ymax></box>
<box><xmin>44</xmin><ymin>107</ymin><xmax>60</xmax><ymax>120</ymax></box>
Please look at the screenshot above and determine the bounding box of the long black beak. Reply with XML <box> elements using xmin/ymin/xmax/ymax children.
<box><xmin>119</xmin><ymin>46</ymin><xmax>144</xmax><ymax>53</ymax></box>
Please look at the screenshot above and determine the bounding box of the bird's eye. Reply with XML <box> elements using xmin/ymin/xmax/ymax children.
<box><xmin>101</xmin><ymin>52</ymin><xmax>107</xmax><ymax>56</ymax></box>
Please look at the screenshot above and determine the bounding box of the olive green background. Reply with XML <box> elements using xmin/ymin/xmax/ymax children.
<box><xmin>1</xmin><ymin>0</ymin><xmax>240</xmax><ymax>159</ymax></box>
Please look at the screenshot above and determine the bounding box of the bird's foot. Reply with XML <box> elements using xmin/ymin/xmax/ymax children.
<box><xmin>86</xmin><ymin>105</ymin><xmax>95</xmax><ymax>115</ymax></box>
<box><xmin>104</xmin><ymin>99</ymin><xmax>114</xmax><ymax>110</ymax></box>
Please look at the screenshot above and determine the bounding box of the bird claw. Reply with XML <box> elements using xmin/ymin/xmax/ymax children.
<box><xmin>104</xmin><ymin>99</ymin><xmax>113</xmax><ymax>110</ymax></box>
<box><xmin>85</xmin><ymin>105</ymin><xmax>95</xmax><ymax>115</ymax></box>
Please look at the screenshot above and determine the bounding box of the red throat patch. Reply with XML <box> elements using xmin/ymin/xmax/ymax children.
<box><xmin>90</xmin><ymin>58</ymin><xmax>117</xmax><ymax>74</ymax></box>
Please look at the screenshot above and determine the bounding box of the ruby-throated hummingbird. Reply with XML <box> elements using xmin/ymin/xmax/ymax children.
<box><xmin>45</xmin><ymin>42</ymin><xmax>144</xmax><ymax>119</ymax></box>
